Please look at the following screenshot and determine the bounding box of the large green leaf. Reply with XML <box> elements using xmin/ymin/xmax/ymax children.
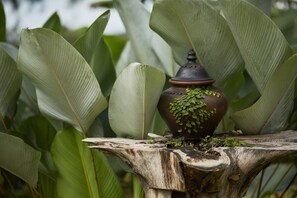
<box><xmin>21</xmin><ymin>116</ymin><xmax>58</xmax><ymax>198</ymax></box>
<box><xmin>103</xmin><ymin>34</ymin><xmax>127</xmax><ymax>64</ymax></box>
<box><xmin>150</xmin><ymin>0</ymin><xmax>244</xmax><ymax>88</ymax></box>
<box><xmin>232</xmin><ymin>54</ymin><xmax>297</xmax><ymax>134</ymax></box>
<box><xmin>90</xmin><ymin>39</ymin><xmax>116</xmax><ymax>97</ymax></box>
<box><xmin>0</xmin><ymin>2</ymin><xmax>5</xmax><ymax>41</ymax></box>
<box><xmin>109</xmin><ymin>63</ymin><xmax>165</xmax><ymax>139</ymax></box>
<box><xmin>73</xmin><ymin>11</ymin><xmax>115</xmax><ymax>97</ymax></box>
<box><xmin>220</xmin><ymin>0</ymin><xmax>293</xmax><ymax>93</ymax></box>
<box><xmin>0</xmin><ymin>45</ymin><xmax>22</xmax><ymax>117</ymax></box>
<box><xmin>113</xmin><ymin>0</ymin><xmax>177</xmax><ymax>76</ymax></box>
<box><xmin>113</xmin><ymin>0</ymin><xmax>158</xmax><ymax>65</ymax></box>
<box><xmin>51</xmin><ymin>128</ymin><xmax>124</xmax><ymax>198</ymax></box>
<box><xmin>17</xmin><ymin>28</ymin><xmax>107</xmax><ymax>133</ymax></box>
<box><xmin>151</xmin><ymin>34</ymin><xmax>179</xmax><ymax>77</ymax></box>
<box><xmin>74</xmin><ymin>10</ymin><xmax>110</xmax><ymax>64</ymax></box>
<box><xmin>43</xmin><ymin>12</ymin><xmax>62</xmax><ymax>33</ymax></box>
<box><xmin>18</xmin><ymin>116</ymin><xmax>57</xmax><ymax>151</ymax></box>
<box><xmin>0</xmin><ymin>133</ymin><xmax>41</xmax><ymax>186</ymax></box>
<box><xmin>115</xmin><ymin>41</ymin><xmax>137</xmax><ymax>75</ymax></box>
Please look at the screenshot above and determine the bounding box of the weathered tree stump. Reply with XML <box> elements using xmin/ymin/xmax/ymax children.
<box><xmin>83</xmin><ymin>131</ymin><xmax>297</xmax><ymax>198</ymax></box>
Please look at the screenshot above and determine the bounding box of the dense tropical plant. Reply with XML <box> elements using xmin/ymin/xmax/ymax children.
<box><xmin>1</xmin><ymin>0</ymin><xmax>297</xmax><ymax>197</ymax></box>
<box><xmin>0</xmin><ymin>7</ymin><xmax>126</xmax><ymax>197</ymax></box>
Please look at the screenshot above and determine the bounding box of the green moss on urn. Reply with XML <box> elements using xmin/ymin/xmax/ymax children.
<box><xmin>169</xmin><ymin>87</ymin><xmax>218</xmax><ymax>134</ymax></box>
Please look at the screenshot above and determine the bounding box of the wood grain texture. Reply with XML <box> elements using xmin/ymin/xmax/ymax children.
<box><xmin>84</xmin><ymin>131</ymin><xmax>297</xmax><ymax>197</ymax></box>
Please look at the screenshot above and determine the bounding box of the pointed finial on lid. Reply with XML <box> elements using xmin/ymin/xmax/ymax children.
<box><xmin>169</xmin><ymin>49</ymin><xmax>215</xmax><ymax>85</ymax></box>
<box><xmin>187</xmin><ymin>49</ymin><xmax>197</xmax><ymax>63</ymax></box>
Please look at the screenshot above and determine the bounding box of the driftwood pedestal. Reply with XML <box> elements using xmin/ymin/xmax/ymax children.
<box><xmin>83</xmin><ymin>131</ymin><xmax>297</xmax><ymax>198</ymax></box>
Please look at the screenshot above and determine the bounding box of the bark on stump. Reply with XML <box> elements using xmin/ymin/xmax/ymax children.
<box><xmin>83</xmin><ymin>130</ymin><xmax>297</xmax><ymax>198</ymax></box>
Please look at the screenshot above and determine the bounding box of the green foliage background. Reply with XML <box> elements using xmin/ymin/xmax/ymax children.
<box><xmin>0</xmin><ymin>0</ymin><xmax>297</xmax><ymax>197</ymax></box>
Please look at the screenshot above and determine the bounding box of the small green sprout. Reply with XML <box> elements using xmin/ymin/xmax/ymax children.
<box><xmin>199</xmin><ymin>136</ymin><xmax>250</xmax><ymax>151</ymax></box>
<box><xmin>147</xmin><ymin>140</ymin><xmax>155</xmax><ymax>144</ymax></box>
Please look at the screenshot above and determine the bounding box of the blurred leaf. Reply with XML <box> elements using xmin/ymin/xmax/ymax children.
<box><xmin>113</xmin><ymin>0</ymin><xmax>158</xmax><ymax>65</ymax></box>
<box><xmin>246</xmin><ymin>162</ymin><xmax>297</xmax><ymax>197</ymax></box>
<box><xmin>90</xmin><ymin>39</ymin><xmax>116</xmax><ymax>97</ymax></box>
<box><xmin>221</xmin><ymin>72</ymin><xmax>246</xmax><ymax>101</ymax></box>
<box><xmin>0</xmin><ymin>2</ymin><xmax>5</xmax><ymax>41</ymax></box>
<box><xmin>114</xmin><ymin>0</ymin><xmax>176</xmax><ymax>76</ymax></box>
<box><xmin>109</xmin><ymin>63</ymin><xmax>165</xmax><ymax>139</ymax></box>
<box><xmin>115</xmin><ymin>41</ymin><xmax>137</xmax><ymax>75</ymax></box>
<box><xmin>220</xmin><ymin>0</ymin><xmax>293</xmax><ymax>93</ymax></box>
<box><xmin>38</xmin><ymin>172</ymin><xmax>57</xmax><ymax>198</ymax></box>
<box><xmin>17</xmin><ymin>28</ymin><xmax>107</xmax><ymax>133</ymax></box>
<box><xmin>0</xmin><ymin>45</ymin><xmax>22</xmax><ymax>117</ymax></box>
<box><xmin>232</xmin><ymin>54</ymin><xmax>297</xmax><ymax>134</ymax></box>
<box><xmin>19</xmin><ymin>76</ymin><xmax>39</xmax><ymax>115</ymax></box>
<box><xmin>133</xmin><ymin>174</ymin><xmax>144</xmax><ymax>198</ymax></box>
<box><xmin>43</xmin><ymin>12</ymin><xmax>62</xmax><ymax>33</ymax></box>
<box><xmin>17</xmin><ymin>116</ymin><xmax>57</xmax><ymax>187</ymax></box>
<box><xmin>74</xmin><ymin>10</ymin><xmax>110</xmax><ymax>64</ymax></box>
<box><xmin>99</xmin><ymin>108</ymin><xmax>117</xmax><ymax>137</ymax></box>
<box><xmin>91</xmin><ymin>1</ymin><xmax>113</xmax><ymax>8</ymax></box>
<box><xmin>231</xmin><ymin>73</ymin><xmax>260</xmax><ymax>112</ymax></box>
<box><xmin>246</xmin><ymin>0</ymin><xmax>272</xmax><ymax>16</ymax></box>
<box><xmin>18</xmin><ymin>116</ymin><xmax>56</xmax><ymax>151</ymax></box>
<box><xmin>0</xmin><ymin>42</ymin><xmax>17</xmax><ymax>60</ymax></box>
<box><xmin>103</xmin><ymin>34</ymin><xmax>127</xmax><ymax>64</ymax></box>
<box><xmin>151</xmin><ymin>34</ymin><xmax>179</xmax><ymax>77</ymax></box>
<box><xmin>63</xmin><ymin>27</ymin><xmax>88</xmax><ymax>44</ymax></box>
<box><xmin>272</xmin><ymin>10</ymin><xmax>296</xmax><ymax>33</ymax></box>
<box><xmin>151</xmin><ymin>111</ymin><xmax>167</xmax><ymax>136</ymax></box>
<box><xmin>86</xmin><ymin>116</ymin><xmax>104</xmax><ymax>137</ymax></box>
<box><xmin>51</xmin><ymin>128</ymin><xmax>124</xmax><ymax>198</ymax></box>
<box><xmin>150</xmin><ymin>0</ymin><xmax>244</xmax><ymax>85</ymax></box>
<box><xmin>0</xmin><ymin>133</ymin><xmax>41</xmax><ymax>186</ymax></box>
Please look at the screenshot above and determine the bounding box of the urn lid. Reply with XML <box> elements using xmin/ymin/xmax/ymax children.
<box><xmin>169</xmin><ymin>49</ymin><xmax>215</xmax><ymax>85</ymax></box>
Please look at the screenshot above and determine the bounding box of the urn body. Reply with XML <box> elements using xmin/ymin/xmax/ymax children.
<box><xmin>158</xmin><ymin>85</ymin><xmax>227</xmax><ymax>141</ymax></box>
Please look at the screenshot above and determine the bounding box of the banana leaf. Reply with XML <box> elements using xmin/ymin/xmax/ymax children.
<box><xmin>220</xmin><ymin>0</ymin><xmax>293</xmax><ymax>93</ymax></box>
<box><xmin>74</xmin><ymin>10</ymin><xmax>110</xmax><ymax>65</ymax></box>
<box><xmin>103</xmin><ymin>34</ymin><xmax>127</xmax><ymax>64</ymax></box>
<box><xmin>51</xmin><ymin>128</ymin><xmax>124</xmax><ymax>198</ymax></box>
<box><xmin>232</xmin><ymin>54</ymin><xmax>297</xmax><ymax>134</ymax></box>
<box><xmin>109</xmin><ymin>63</ymin><xmax>165</xmax><ymax>139</ymax></box>
<box><xmin>0</xmin><ymin>133</ymin><xmax>41</xmax><ymax>186</ymax></box>
<box><xmin>0</xmin><ymin>45</ymin><xmax>21</xmax><ymax>117</ymax></box>
<box><xmin>115</xmin><ymin>41</ymin><xmax>137</xmax><ymax>75</ymax></box>
<box><xmin>150</xmin><ymin>0</ymin><xmax>244</xmax><ymax>90</ymax></box>
<box><xmin>90</xmin><ymin>39</ymin><xmax>116</xmax><ymax>97</ymax></box>
<box><xmin>114</xmin><ymin>0</ymin><xmax>177</xmax><ymax>76</ymax></box>
<box><xmin>43</xmin><ymin>12</ymin><xmax>62</xmax><ymax>33</ymax></box>
<box><xmin>17</xmin><ymin>28</ymin><xmax>107</xmax><ymax>133</ymax></box>
<box><xmin>245</xmin><ymin>162</ymin><xmax>297</xmax><ymax>197</ymax></box>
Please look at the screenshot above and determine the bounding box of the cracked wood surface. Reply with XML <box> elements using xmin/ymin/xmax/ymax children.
<box><xmin>83</xmin><ymin>131</ymin><xmax>297</xmax><ymax>198</ymax></box>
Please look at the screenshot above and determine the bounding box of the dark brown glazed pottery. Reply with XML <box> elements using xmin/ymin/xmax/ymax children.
<box><xmin>158</xmin><ymin>49</ymin><xmax>228</xmax><ymax>141</ymax></box>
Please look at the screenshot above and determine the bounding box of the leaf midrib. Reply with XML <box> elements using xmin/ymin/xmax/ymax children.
<box><xmin>142</xmin><ymin>67</ymin><xmax>146</xmax><ymax>139</ymax></box>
